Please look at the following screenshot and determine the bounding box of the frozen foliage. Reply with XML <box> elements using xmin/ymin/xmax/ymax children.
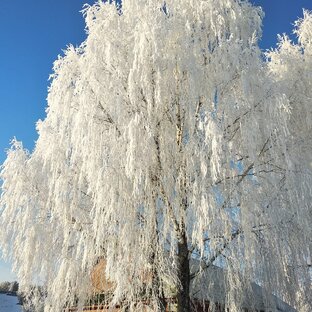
<box><xmin>0</xmin><ymin>1</ymin><xmax>311</xmax><ymax>311</ymax></box>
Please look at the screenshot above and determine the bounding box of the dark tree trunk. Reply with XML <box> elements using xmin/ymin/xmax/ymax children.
<box><xmin>176</xmin><ymin>231</ymin><xmax>191</xmax><ymax>312</ymax></box>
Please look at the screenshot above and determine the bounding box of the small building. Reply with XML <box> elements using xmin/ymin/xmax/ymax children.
<box><xmin>67</xmin><ymin>259</ymin><xmax>297</xmax><ymax>312</ymax></box>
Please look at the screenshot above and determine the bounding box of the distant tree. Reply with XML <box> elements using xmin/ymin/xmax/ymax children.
<box><xmin>0</xmin><ymin>1</ymin><xmax>311</xmax><ymax>312</ymax></box>
<box><xmin>9</xmin><ymin>281</ymin><xmax>19</xmax><ymax>292</ymax></box>
<box><xmin>0</xmin><ymin>281</ymin><xmax>11</xmax><ymax>292</ymax></box>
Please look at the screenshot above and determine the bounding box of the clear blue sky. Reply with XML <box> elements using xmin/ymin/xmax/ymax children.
<box><xmin>0</xmin><ymin>0</ymin><xmax>311</xmax><ymax>282</ymax></box>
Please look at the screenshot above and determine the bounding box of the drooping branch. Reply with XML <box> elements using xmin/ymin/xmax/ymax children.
<box><xmin>190</xmin><ymin>228</ymin><xmax>242</xmax><ymax>280</ymax></box>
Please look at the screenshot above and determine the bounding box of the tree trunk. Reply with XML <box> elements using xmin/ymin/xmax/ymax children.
<box><xmin>176</xmin><ymin>231</ymin><xmax>191</xmax><ymax>312</ymax></box>
<box><xmin>151</xmin><ymin>252</ymin><xmax>166</xmax><ymax>312</ymax></box>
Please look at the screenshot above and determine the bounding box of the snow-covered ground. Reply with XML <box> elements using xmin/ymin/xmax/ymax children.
<box><xmin>0</xmin><ymin>294</ymin><xmax>22</xmax><ymax>312</ymax></box>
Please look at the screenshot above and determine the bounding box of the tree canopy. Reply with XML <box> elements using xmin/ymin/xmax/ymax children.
<box><xmin>0</xmin><ymin>1</ymin><xmax>311</xmax><ymax>311</ymax></box>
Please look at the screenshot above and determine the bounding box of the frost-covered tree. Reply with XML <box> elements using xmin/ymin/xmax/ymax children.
<box><xmin>0</xmin><ymin>1</ymin><xmax>311</xmax><ymax>311</ymax></box>
<box><xmin>0</xmin><ymin>281</ymin><xmax>11</xmax><ymax>292</ymax></box>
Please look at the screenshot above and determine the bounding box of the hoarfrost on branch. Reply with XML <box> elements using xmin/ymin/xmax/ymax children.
<box><xmin>0</xmin><ymin>1</ymin><xmax>311</xmax><ymax>311</ymax></box>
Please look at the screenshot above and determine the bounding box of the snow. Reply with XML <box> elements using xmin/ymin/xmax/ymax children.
<box><xmin>0</xmin><ymin>294</ymin><xmax>22</xmax><ymax>312</ymax></box>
